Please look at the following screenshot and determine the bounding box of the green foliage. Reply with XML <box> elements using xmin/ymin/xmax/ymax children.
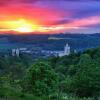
<box><xmin>0</xmin><ymin>86</ymin><xmax>40</xmax><ymax>100</ymax></box>
<box><xmin>59</xmin><ymin>76</ymin><xmax>74</xmax><ymax>93</ymax></box>
<box><xmin>22</xmin><ymin>61</ymin><xmax>58</xmax><ymax>96</ymax></box>
<box><xmin>51</xmin><ymin>52</ymin><xmax>100</xmax><ymax>98</ymax></box>
<box><xmin>72</xmin><ymin>62</ymin><xmax>100</xmax><ymax>97</ymax></box>
<box><xmin>66</xmin><ymin>54</ymin><xmax>100</xmax><ymax>97</ymax></box>
<box><xmin>0</xmin><ymin>47</ymin><xmax>100</xmax><ymax>99</ymax></box>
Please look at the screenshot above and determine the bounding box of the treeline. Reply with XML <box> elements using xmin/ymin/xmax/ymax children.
<box><xmin>0</xmin><ymin>48</ymin><xmax>100</xmax><ymax>100</ymax></box>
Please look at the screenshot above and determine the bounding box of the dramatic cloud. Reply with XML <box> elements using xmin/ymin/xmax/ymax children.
<box><xmin>0</xmin><ymin>0</ymin><xmax>100</xmax><ymax>33</ymax></box>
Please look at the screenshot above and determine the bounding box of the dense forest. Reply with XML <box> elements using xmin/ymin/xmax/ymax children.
<box><xmin>0</xmin><ymin>47</ymin><xmax>100</xmax><ymax>100</ymax></box>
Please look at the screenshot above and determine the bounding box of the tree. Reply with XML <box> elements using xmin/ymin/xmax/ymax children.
<box><xmin>22</xmin><ymin>61</ymin><xmax>58</xmax><ymax>96</ymax></box>
<box><xmin>71</xmin><ymin>54</ymin><xmax>100</xmax><ymax>98</ymax></box>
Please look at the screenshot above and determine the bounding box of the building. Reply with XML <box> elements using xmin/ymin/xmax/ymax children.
<box><xmin>12</xmin><ymin>49</ymin><xmax>16</xmax><ymax>56</ymax></box>
<box><xmin>16</xmin><ymin>48</ymin><xmax>20</xmax><ymax>57</ymax></box>
<box><xmin>59</xmin><ymin>43</ymin><xmax>70</xmax><ymax>57</ymax></box>
<box><xmin>12</xmin><ymin>48</ymin><xmax>20</xmax><ymax>57</ymax></box>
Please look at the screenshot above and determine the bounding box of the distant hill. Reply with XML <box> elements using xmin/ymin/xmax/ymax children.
<box><xmin>0</xmin><ymin>37</ymin><xmax>9</xmax><ymax>43</ymax></box>
<box><xmin>0</xmin><ymin>33</ymin><xmax>100</xmax><ymax>51</ymax></box>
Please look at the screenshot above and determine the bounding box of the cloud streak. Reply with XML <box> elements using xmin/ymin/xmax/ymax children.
<box><xmin>0</xmin><ymin>0</ymin><xmax>34</xmax><ymax>4</ymax></box>
<box><xmin>0</xmin><ymin>0</ymin><xmax>100</xmax><ymax>33</ymax></box>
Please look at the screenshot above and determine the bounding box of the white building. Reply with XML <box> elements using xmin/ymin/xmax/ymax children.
<box><xmin>59</xmin><ymin>43</ymin><xmax>70</xmax><ymax>57</ymax></box>
<box><xmin>16</xmin><ymin>48</ymin><xmax>20</xmax><ymax>57</ymax></box>
<box><xmin>12</xmin><ymin>49</ymin><xmax>16</xmax><ymax>56</ymax></box>
<box><xmin>12</xmin><ymin>48</ymin><xmax>20</xmax><ymax>57</ymax></box>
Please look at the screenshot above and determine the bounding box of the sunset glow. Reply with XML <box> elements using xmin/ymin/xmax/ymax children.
<box><xmin>0</xmin><ymin>0</ymin><xmax>100</xmax><ymax>34</ymax></box>
<box><xmin>15</xmin><ymin>27</ymin><xmax>33</xmax><ymax>33</ymax></box>
<box><xmin>10</xmin><ymin>19</ymin><xmax>38</xmax><ymax>33</ymax></box>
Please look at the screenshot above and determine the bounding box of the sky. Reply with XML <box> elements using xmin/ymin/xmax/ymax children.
<box><xmin>0</xmin><ymin>0</ymin><xmax>100</xmax><ymax>34</ymax></box>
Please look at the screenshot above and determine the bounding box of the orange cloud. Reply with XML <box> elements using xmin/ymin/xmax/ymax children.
<box><xmin>0</xmin><ymin>4</ymin><xmax>66</xmax><ymax>33</ymax></box>
<box><xmin>1</xmin><ymin>3</ymin><xmax>100</xmax><ymax>34</ymax></box>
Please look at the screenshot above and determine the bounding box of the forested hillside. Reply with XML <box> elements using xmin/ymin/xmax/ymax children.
<box><xmin>0</xmin><ymin>48</ymin><xmax>100</xmax><ymax>100</ymax></box>
<box><xmin>1</xmin><ymin>34</ymin><xmax>100</xmax><ymax>51</ymax></box>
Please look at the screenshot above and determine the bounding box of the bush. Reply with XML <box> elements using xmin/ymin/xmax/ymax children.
<box><xmin>22</xmin><ymin>62</ymin><xmax>59</xmax><ymax>96</ymax></box>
